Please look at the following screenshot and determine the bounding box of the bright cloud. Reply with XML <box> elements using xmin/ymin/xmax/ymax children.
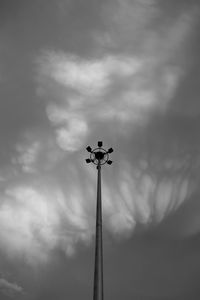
<box><xmin>46</xmin><ymin>104</ymin><xmax>88</xmax><ymax>151</ymax></box>
<box><xmin>38</xmin><ymin>53</ymin><xmax>141</xmax><ymax>96</ymax></box>
<box><xmin>0</xmin><ymin>184</ymin><xmax>93</xmax><ymax>264</ymax></box>
<box><xmin>55</xmin><ymin>118</ymin><xmax>88</xmax><ymax>151</ymax></box>
<box><xmin>14</xmin><ymin>141</ymin><xmax>41</xmax><ymax>173</ymax></box>
<box><xmin>0</xmin><ymin>155</ymin><xmax>191</xmax><ymax>265</ymax></box>
<box><xmin>37</xmin><ymin>49</ymin><xmax>182</xmax><ymax>151</ymax></box>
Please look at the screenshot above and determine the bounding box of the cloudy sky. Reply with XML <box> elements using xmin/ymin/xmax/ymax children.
<box><xmin>0</xmin><ymin>0</ymin><xmax>200</xmax><ymax>299</ymax></box>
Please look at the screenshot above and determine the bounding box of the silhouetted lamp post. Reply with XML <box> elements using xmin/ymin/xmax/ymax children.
<box><xmin>86</xmin><ymin>141</ymin><xmax>113</xmax><ymax>300</ymax></box>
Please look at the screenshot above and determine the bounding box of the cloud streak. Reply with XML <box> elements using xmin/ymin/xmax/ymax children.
<box><xmin>0</xmin><ymin>277</ymin><xmax>23</xmax><ymax>298</ymax></box>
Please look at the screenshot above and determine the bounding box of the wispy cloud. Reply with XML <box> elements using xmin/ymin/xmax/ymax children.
<box><xmin>0</xmin><ymin>277</ymin><xmax>23</xmax><ymax>298</ymax></box>
<box><xmin>0</xmin><ymin>183</ymin><xmax>93</xmax><ymax>264</ymax></box>
<box><xmin>38</xmin><ymin>53</ymin><xmax>141</xmax><ymax>96</ymax></box>
<box><xmin>37</xmin><ymin>47</ymin><xmax>181</xmax><ymax>152</ymax></box>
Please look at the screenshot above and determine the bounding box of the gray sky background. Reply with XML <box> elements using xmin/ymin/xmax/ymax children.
<box><xmin>0</xmin><ymin>0</ymin><xmax>200</xmax><ymax>299</ymax></box>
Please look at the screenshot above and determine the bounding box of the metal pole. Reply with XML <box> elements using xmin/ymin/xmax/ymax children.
<box><xmin>93</xmin><ymin>161</ymin><xmax>103</xmax><ymax>300</ymax></box>
<box><xmin>85</xmin><ymin>141</ymin><xmax>113</xmax><ymax>300</ymax></box>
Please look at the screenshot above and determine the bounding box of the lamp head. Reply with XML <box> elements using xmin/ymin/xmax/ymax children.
<box><xmin>86</xmin><ymin>146</ymin><xmax>92</xmax><ymax>153</ymax></box>
<box><xmin>107</xmin><ymin>160</ymin><xmax>112</xmax><ymax>165</ymax></box>
<box><xmin>85</xmin><ymin>158</ymin><xmax>91</xmax><ymax>163</ymax></box>
<box><xmin>108</xmin><ymin>147</ymin><xmax>113</xmax><ymax>154</ymax></box>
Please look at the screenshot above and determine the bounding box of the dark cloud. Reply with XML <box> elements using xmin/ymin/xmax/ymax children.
<box><xmin>0</xmin><ymin>0</ymin><xmax>200</xmax><ymax>299</ymax></box>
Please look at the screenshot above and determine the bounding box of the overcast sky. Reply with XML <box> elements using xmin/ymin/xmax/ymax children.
<box><xmin>0</xmin><ymin>0</ymin><xmax>200</xmax><ymax>299</ymax></box>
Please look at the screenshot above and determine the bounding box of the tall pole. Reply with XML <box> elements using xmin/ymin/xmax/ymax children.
<box><xmin>93</xmin><ymin>161</ymin><xmax>103</xmax><ymax>300</ymax></box>
<box><xmin>85</xmin><ymin>141</ymin><xmax>113</xmax><ymax>300</ymax></box>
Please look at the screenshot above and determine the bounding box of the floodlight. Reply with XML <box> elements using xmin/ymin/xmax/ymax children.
<box><xmin>107</xmin><ymin>148</ymin><xmax>113</xmax><ymax>154</ymax></box>
<box><xmin>86</xmin><ymin>146</ymin><xmax>92</xmax><ymax>153</ymax></box>
<box><xmin>86</xmin><ymin>158</ymin><xmax>91</xmax><ymax>163</ymax></box>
